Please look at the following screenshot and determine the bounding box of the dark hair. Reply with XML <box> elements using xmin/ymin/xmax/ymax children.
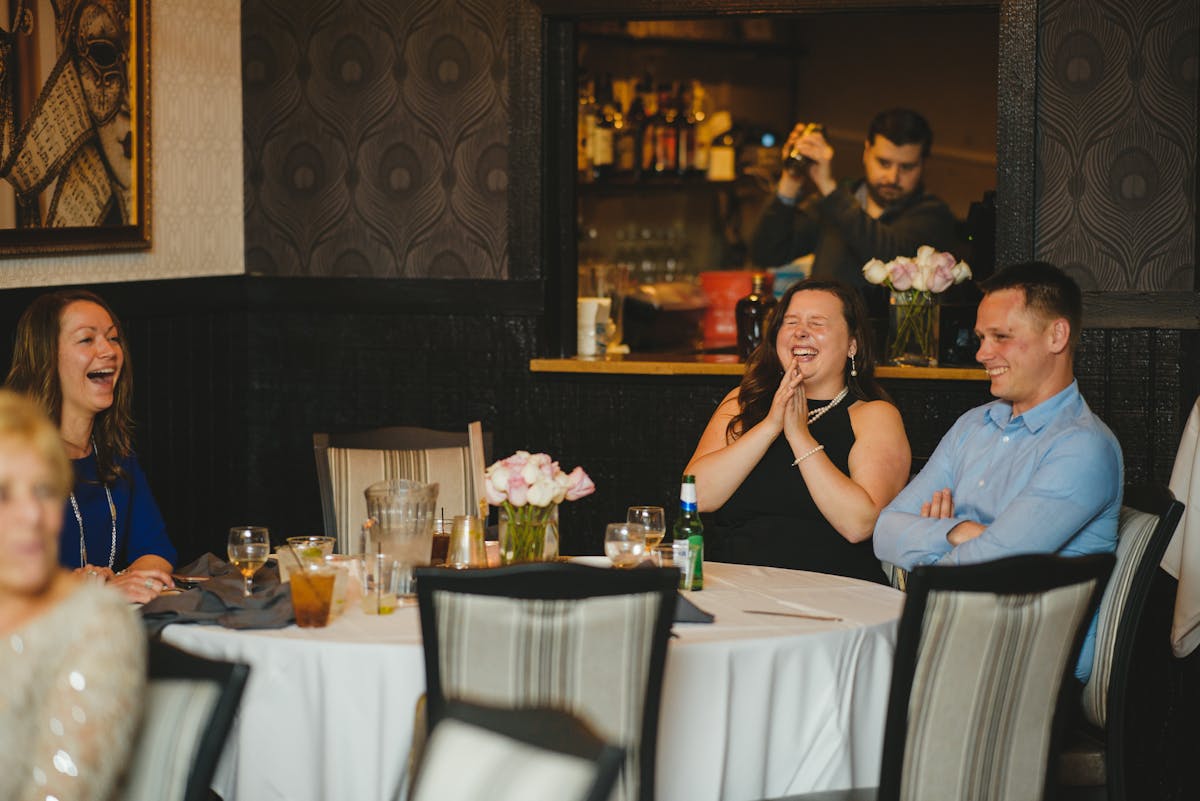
<box><xmin>727</xmin><ymin>279</ymin><xmax>891</xmax><ymax>441</ymax></box>
<box><xmin>978</xmin><ymin>261</ymin><xmax>1083</xmax><ymax>350</ymax></box>
<box><xmin>6</xmin><ymin>289</ymin><xmax>134</xmax><ymax>483</ymax></box>
<box><xmin>867</xmin><ymin>108</ymin><xmax>934</xmax><ymax>158</ymax></box>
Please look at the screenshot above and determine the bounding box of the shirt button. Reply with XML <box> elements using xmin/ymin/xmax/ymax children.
<box><xmin>1002</xmin><ymin>436</ymin><xmax>1010</xmax><ymax>443</ymax></box>
<box><xmin>978</xmin><ymin>479</ymin><xmax>985</xmax><ymax>487</ymax></box>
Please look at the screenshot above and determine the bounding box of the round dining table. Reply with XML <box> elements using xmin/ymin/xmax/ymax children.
<box><xmin>160</xmin><ymin>561</ymin><xmax>904</xmax><ymax>801</ymax></box>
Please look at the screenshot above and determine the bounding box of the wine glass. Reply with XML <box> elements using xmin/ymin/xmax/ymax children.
<box><xmin>627</xmin><ymin>506</ymin><xmax>666</xmax><ymax>551</ymax></box>
<box><xmin>228</xmin><ymin>526</ymin><xmax>270</xmax><ymax>598</ymax></box>
<box><xmin>605</xmin><ymin>522</ymin><xmax>647</xmax><ymax>568</ymax></box>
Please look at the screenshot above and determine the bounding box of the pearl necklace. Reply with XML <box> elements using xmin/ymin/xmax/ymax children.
<box><xmin>72</xmin><ymin>438</ymin><xmax>117</xmax><ymax>571</ymax></box>
<box><xmin>807</xmin><ymin>386</ymin><xmax>849</xmax><ymax>425</ymax></box>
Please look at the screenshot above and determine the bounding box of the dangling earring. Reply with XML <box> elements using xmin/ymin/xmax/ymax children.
<box><xmin>849</xmin><ymin>353</ymin><xmax>858</xmax><ymax>378</ymax></box>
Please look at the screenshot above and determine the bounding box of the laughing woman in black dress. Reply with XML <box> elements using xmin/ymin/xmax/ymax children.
<box><xmin>685</xmin><ymin>279</ymin><xmax>911</xmax><ymax>583</ymax></box>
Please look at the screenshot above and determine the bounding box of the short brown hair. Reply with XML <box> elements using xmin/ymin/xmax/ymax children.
<box><xmin>6</xmin><ymin>289</ymin><xmax>134</xmax><ymax>482</ymax></box>
<box><xmin>0</xmin><ymin>389</ymin><xmax>72</xmax><ymax>499</ymax></box>
<box><xmin>979</xmin><ymin>261</ymin><xmax>1083</xmax><ymax>350</ymax></box>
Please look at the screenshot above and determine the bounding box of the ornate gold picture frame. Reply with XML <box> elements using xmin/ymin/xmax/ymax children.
<box><xmin>0</xmin><ymin>0</ymin><xmax>149</xmax><ymax>256</ymax></box>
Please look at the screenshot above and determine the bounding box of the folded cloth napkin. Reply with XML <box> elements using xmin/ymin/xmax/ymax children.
<box><xmin>174</xmin><ymin>552</ymin><xmax>238</xmax><ymax>579</ymax></box>
<box><xmin>674</xmin><ymin>592</ymin><xmax>714</xmax><ymax>624</ymax></box>
<box><xmin>140</xmin><ymin>553</ymin><xmax>293</xmax><ymax>637</ymax></box>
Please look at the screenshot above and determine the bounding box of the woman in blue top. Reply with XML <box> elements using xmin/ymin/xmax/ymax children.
<box><xmin>7</xmin><ymin>289</ymin><xmax>175</xmax><ymax>602</ymax></box>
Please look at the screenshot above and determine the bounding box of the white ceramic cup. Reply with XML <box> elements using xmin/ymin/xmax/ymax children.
<box><xmin>577</xmin><ymin>296</ymin><xmax>612</xmax><ymax>357</ymax></box>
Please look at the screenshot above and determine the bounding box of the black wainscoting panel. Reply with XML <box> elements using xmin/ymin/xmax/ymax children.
<box><xmin>241</xmin><ymin>308</ymin><xmax>543</xmax><ymax>540</ymax></box>
<box><xmin>1</xmin><ymin>276</ymin><xmax>1195</xmax><ymax>567</ymax></box>
<box><xmin>523</xmin><ymin>372</ymin><xmax>736</xmax><ymax>555</ymax></box>
<box><xmin>879</xmin><ymin>378</ymin><xmax>995</xmax><ymax>473</ymax></box>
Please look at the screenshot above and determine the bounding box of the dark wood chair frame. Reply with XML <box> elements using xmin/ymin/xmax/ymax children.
<box><xmin>146</xmin><ymin>641</ymin><xmax>251</xmax><ymax>801</ymax></box>
<box><xmin>771</xmin><ymin>553</ymin><xmax>1115</xmax><ymax>801</ymax></box>
<box><xmin>1060</xmin><ymin>483</ymin><xmax>1185</xmax><ymax>801</ymax></box>
<box><xmin>415</xmin><ymin>562</ymin><xmax>678</xmax><ymax>801</ymax></box>
<box><xmin>417</xmin><ymin>699</ymin><xmax>626</xmax><ymax>801</ymax></box>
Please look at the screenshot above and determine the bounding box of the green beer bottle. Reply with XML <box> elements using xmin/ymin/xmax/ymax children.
<box><xmin>672</xmin><ymin>474</ymin><xmax>704</xmax><ymax>590</ymax></box>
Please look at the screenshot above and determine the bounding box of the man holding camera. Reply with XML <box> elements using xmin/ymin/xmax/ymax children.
<box><xmin>750</xmin><ymin>108</ymin><xmax>957</xmax><ymax>294</ymax></box>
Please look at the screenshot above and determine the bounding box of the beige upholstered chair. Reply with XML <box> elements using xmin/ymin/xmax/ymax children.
<box><xmin>415</xmin><ymin>563</ymin><xmax>678</xmax><ymax>801</ymax></box>
<box><xmin>1059</xmin><ymin>484</ymin><xmax>1183</xmax><ymax>801</ymax></box>
<box><xmin>313</xmin><ymin>422</ymin><xmax>491</xmax><ymax>553</ymax></box>
<box><xmin>767</xmin><ymin>553</ymin><xmax>1113</xmax><ymax>801</ymax></box>
<box><xmin>409</xmin><ymin>701</ymin><xmax>624</xmax><ymax>801</ymax></box>
<box><xmin>117</xmin><ymin>642</ymin><xmax>249</xmax><ymax>801</ymax></box>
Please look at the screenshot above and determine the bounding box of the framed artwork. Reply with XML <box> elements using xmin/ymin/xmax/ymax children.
<box><xmin>0</xmin><ymin>0</ymin><xmax>149</xmax><ymax>256</ymax></box>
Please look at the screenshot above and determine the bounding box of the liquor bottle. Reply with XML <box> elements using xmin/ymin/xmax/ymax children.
<box><xmin>707</xmin><ymin>126</ymin><xmax>737</xmax><ymax>182</ymax></box>
<box><xmin>655</xmin><ymin>83</ymin><xmax>679</xmax><ymax>173</ymax></box>
<box><xmin>619</xmin><ymin>79</ymin><xmax>645</xmax><ymax>178</ymax></box>
<box><xmin>676</xmin><ymin>80</ymin><xmax>697</xmax><ymax>175</ymax></box>
<box><xmin>637</xmin><ymin>75</ymin><xmax>659</xmax><ymax>176</ymax></box>
<box><xmin>672</xmin><ymin>474</ymin><xmax>704</xmax><ymax>590</ymax></box>
<box><xmin>577</xmin><ymin>74</ymin><xmax>596</xmax><ymax>183</ymax></box>
<box><xmin>783</xmin><ymin>122</ymin><xmax>824</xmax><ymax>178</ymax></box>
<box><xmin>688</xmin><ymin>81</ymin><xmax>712</xmax><ymax>174</ymax></box>
<box><xmin>590</xmin><ymin>74</ymin><xmax>616</xmax><ymax>181</ymax></box>
<box><xmin>736</xmin><ymin>273</ymin><xmax>777</xmax><ymax>360</ymax></box>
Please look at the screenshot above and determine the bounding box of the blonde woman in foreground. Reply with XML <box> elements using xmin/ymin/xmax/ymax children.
<box><xmin>0</xmin><ymin>389</ymin><xmax>146</xmax><ymax>801</ymax></box>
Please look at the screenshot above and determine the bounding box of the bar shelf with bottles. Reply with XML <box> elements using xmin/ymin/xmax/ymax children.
<box><xmin>578</xmin><ymin>74</ymin><xmax>739</xmax><ymax>188</ymax></box>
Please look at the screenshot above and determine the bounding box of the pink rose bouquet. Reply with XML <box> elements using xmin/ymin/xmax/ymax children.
<box><xmin>485</xmin><ymin>451</ymin><xmax>595</xmax><ymax>563</ymax></box>
<box><xmin>861</xmin><ymin>246</ymin><xmax>971</xmax><ymax>295</ymax></box>
<box><xmin>861</xmin><ymin>247</ymin><xmax>972</xmax><ymax>367</ymax></box>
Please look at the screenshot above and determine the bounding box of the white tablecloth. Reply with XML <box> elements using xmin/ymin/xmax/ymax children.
<box><xmin>161</xmin><ymin>562</ymin><xmax>903</xmax><ymax>801</ymax></box>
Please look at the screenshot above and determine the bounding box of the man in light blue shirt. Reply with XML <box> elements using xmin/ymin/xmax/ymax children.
<box><xmin>874</xmin><ymin>261</ymin><xmax>1122</xmax><ymax>681</ymax></box>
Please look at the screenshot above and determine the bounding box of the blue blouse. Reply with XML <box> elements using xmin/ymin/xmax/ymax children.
<box><xmin>59</xmin><ymin>452</ymin><xmax>177</xmax><ymax>570</ymax></box>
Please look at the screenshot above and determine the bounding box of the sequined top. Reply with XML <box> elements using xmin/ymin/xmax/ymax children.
<box><xmin>0</xmin><ymin>581</ymin><xmax>146</xmax><ymax>801</ymax></box>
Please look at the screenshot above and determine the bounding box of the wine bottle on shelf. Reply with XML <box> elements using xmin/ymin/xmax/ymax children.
<box><xmin>638</xmin><ymin>74</ymin><xmax>659</xmax><ymax>176</ymax></box>
<box><xmin>707</xmin><ymin>122</ymin><xmax>737</xmax><ymax>182</ymax></box>
<box><xmin>672</xmin><ymin>474</ymin><xmax>704</xmax><ymax>590</ymax></box>
<box><xmin>577</xmin><ymin>73</ymin><xmax>596</xmax><ymax>183</ymax></box>
<box><xmin>689</xmin><ymin>81</ymin><xmax>712</xmax><ymax>174</ymax></box>
<box><xmin>736</xmin><ymin>273</ymin><xmax>778</xmax><ymax>360</ymax></box>
<box><xmin>676</xmin><ymin>80</ymin><xmax>697</xmax><ymax>175</ymax></box>
<box><xmin>655</xmin><ymin>83</ymin><xmax>679</xmax><ymax>173</ymax></box>
<box><xmin>590</xmin><ymin>73</ymin><xmax>616</xmax><ymax>181</ymax></box>
<box><xmin>613</xmin><ymin>78</ymin><xmax>637</xmax><ymax>176</ymax></box>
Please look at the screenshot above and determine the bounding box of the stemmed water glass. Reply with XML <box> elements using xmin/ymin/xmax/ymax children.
<box><xmin>605</xmin><ymin>522</ymin><xmax>648</xmax><ymax>568</ymax></box>
<box><xmin>627</xmin><ymin>506</ymin><xmax>666</xmax><ymax>551</ymax></box>
<box><xmin>228</xmin><ymin>526</ymin><xmax>270</xmax><ymax>598</ymax></box>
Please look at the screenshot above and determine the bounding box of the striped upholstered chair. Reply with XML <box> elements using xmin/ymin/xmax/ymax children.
<box><xmin>769</xmin><ymin>553</ymin><xmax>1113</xmax><ymax>801</ymax></box>
<box><xmin>415</xmin><ymin>563</ymin><xmax>678</xmax><ymax>801</ymax></box>
<box><xmin>409</xmin><ymin>700</ymin><xmax>624</xmax><ymax>801</ymax></box>
<box><xmin>1059</xmin><ymin>484</ymin><xmax>1184</xmax><ymax>801</ymax></box>
<box><xmin>116</xmin><ymin>642</ymin><xmax>249</xmax><ymax>801</ymax></box>
<box><xmin>314</xmin><ymin>422</ymin><xmax>491</xmax><ymax>553</ymax></box>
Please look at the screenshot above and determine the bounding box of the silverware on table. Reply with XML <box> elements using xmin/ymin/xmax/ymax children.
<box><xmin>743</xmin><ymin>609</ymin><xmax>842</xmax><ymax>622</ymax></box>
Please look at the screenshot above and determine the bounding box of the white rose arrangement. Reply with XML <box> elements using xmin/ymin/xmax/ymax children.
<box><xmin>485</xmin><ymin>451</ymin><xmax>595</xmax><ymax>563</ymax></box>
<box><xmin>862</xmin><ymin>247</ymin><xmax>972</xmax><ymax>366</ymax></box>
<box><xmin>861</xmin><ymin>246</ymin><xmax>972</xmax><ymax>294</ymax></box>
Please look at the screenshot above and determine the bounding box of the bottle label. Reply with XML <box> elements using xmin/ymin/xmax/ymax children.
<box><xmin>680</xmin><ymin>482</ymin><xmax>697</xmax><ymax>506</ymax></box>
<box><xmin>592</xmin><ymin>127</ymin><xmax>614</xmax><ymax>167</ymax></box>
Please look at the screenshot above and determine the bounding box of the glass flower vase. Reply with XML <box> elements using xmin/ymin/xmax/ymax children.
<box><xmin>887</xmin><ymin>290</ymin><xmax>939</xmax><ymax>367</ymax></box>
<box><xmin>498</xmin><ymin>503</ymin><xmax>559</xmax><ymax>564</ymax></box>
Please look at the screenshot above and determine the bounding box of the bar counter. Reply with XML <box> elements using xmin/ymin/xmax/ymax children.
<box><xmin>530</xmin><ymin>354</ymin><xmax>988</xmax><ymax>381</ymax></box>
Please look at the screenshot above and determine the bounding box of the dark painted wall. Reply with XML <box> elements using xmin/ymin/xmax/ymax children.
<box><xmin>242</xmin><ymin>0</ymin><xmax>511</xmax><ymax>278</ymax></box>
<box><xmin>1035</xmin><ymin>0</ymin><xmax>1197</xmax><ymax>290</ymax></box>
